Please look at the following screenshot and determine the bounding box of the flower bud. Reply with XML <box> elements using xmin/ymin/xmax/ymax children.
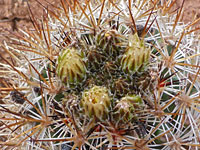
<box><xmin>113</xmin><ymin>95</ymin><xmax>143</xmax><ymax>123</ymax></box>
<box><xmin>81</xmin><ymin>86</ymin><xmax>111</xmax><ymax>120</ymax></box>
<box><xmin>56</xmin><ymin>48</ymin><xmax>87</xmax><ymax>88</ymax></box>
<box><xmin>121</xmin><ymin>33</ymin><xmax>150</xmax><ymax>74</ymax></box>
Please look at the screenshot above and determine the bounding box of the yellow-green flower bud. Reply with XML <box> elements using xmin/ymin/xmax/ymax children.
<box><xmin>81</xmin><ymin>86</ymin><xmax>111</xmax><ymax>120</ymax></box>
<box><xmin>96</xmin><ymin>29</ymin><xmax>122</xmax><ymax>57</ymax></box>
<box><xmin>121</xmin><ymin>33</ymin><xmax>150</xmax><ymax>74</ymax></box>
<box><xmin>56</xmin><ymin>48</ymin><xmax>87</xmax><ymax>87</ymax></box>
<box><xmin>113</xmin><ymin>95</ymin><xmax>143</xmax><ymax>123</ymax></box>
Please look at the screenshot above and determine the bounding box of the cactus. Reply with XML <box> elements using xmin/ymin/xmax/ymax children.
<box><xmin>0</xmin><ymin>0</ymin><xmax>200</xmax><ymax>150</ymax></box>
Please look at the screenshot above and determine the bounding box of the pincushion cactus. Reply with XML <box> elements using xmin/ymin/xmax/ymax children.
<box><xmin>0</xmin><ymin>0</ymin><xmax>200</xmax><ymax>149</ymax></box>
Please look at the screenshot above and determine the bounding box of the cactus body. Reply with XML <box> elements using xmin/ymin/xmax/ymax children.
<box><xmin>87</xmin><ymin>49</ymin><xmax>106</xmax><ymax>71</ymax></box>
